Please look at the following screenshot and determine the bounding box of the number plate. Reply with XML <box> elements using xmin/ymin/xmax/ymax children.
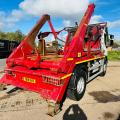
<box><xmin>22</xmin><ymin>77</ymin><xmax>36</xmax><ymax>83</ymax></box>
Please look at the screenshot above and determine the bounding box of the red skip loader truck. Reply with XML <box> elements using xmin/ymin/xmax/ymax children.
<box><xmin>0</xmin><ymin>3</ymin><xmax>113</xmax><ymax>116</ymax></box>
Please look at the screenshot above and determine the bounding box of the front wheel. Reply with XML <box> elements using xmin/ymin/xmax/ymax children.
<box><xmin>67</xmin><ymin>69</ymin><xmax>87</xmax><ymax>101</ymax></box>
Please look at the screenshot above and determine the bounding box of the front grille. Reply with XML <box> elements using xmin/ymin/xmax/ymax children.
<box><xmin>42</xmin><ymin>75</ymin><xmax>63</xmax><ymax>86</ymax></box>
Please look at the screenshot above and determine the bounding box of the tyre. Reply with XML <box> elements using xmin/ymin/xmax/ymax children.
<box><xmin>67</xmin><ymin>67</ymin><xmax>87</xmax><ymax>101</ymax></box>
<box><xmin>100</xmin><ymin>59</ymin><xmax>107</xmax><ymax>76</ymax></box>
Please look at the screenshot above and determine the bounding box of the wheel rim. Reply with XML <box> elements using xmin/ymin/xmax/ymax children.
<box><xmin>77</xmin><ymin>77</ymin><xmax>85</xmax><ymax>94</ymax></box>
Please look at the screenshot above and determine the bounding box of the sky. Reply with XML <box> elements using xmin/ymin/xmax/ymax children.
<box><xmin>0</xmin><ymin>0</ymin><xmax>120</xmax><ymax>40</ymax></box>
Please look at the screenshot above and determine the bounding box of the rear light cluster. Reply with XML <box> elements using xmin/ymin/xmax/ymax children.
<box><xmin>42</xmin><ymin>75</ymin><xmax>63</xmax><ymax>86</ymax></box>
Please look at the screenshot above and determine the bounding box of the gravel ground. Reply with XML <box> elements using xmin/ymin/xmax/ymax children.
<box><xmin>0</xmin><ymin>60</ymin><xmax>120</xmax><ymax>120</ymax></box>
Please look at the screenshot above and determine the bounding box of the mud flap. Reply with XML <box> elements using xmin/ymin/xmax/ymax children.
<box><xmin>47</xmin><ymin>101</ymin><xmax>61</xmax><ymax>116</ymax></box>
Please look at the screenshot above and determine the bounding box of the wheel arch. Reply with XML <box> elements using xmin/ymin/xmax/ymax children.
<box><xmin>68</xmin><ymin>62</ymin><xmax>88</xmax><ymax>90</ymax></box>
<box><xmin>104</xmin><ymin>56</ymin><xmax>108</xmax><ymax>63</ymax></box>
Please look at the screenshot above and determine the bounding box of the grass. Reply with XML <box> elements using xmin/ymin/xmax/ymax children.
<box><xmin>108</xmin><ymin>51</ymin><xmax>120</xmax><ymax>61</ymax></box>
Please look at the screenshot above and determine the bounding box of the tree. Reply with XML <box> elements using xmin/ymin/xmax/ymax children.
<box><xmin>0</xmin><ymin>31</ymin><xmax>7</xmax><ymax>40</ymax></box>
<box><xmin>14</xmin><ymin>30</ymin><xmax>25</xmax><ymax>42</ymax></box>
<box><xmin>0</xmin><ymin>30</ymin><xmax>25</xmax><ymax>42</ymax></box>
<box><xmin>6</xmin><ymin>32</ymin><xmax>15</xmax><ymax>41</ymax></box>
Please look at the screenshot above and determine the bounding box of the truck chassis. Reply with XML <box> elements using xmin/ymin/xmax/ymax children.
<box><xmin>0</xmin><ymin>4</ymin><xmax>110</xmax><ymax>116</ymax></box>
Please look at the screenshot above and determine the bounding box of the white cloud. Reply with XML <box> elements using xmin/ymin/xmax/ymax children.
<box><xmin>19</xmin><ymin>0</ymin><xmax>89</xmax><ymax>18</ymax></box>
<box><xmin>0</xmin><ymin>22</ymin><xmax>4</xmax><ymax>30</ymax></box>
<box><xmin>0</xmin><ymin>11</ymin><xmax>5</xmax><ymax>30</ymax></box>
<box><xmin>108</xmin><ymin>20</ymin><xmax>120</xmax><ymax>29</ymax></box>
<box><xmin>90</xmin><ymin>15</ymin><xmax>103</xmax><ymax>24</ymax></box>
<box><xmin>0</xmin><ymin>9</ymin><xmax>26</xmax><ymax>31</ymax></box>
<box><xmin>63</xmin><ymin>20</ymin><xmax>72</xmax><ymax>27</ymax></box>
<box><xmin>0</xmin><ymin>0</ymin><xmax>91</xmax><ymax>31</ymax></box>
<box><xmin>7</xmin><ymin>10</ymin><xmax>24</xmax><ymax>23</ymax></box>
<box><xmin>63</xmin><ymin>14</ymin><xmax>103</xmax><ymax>27</ymax></box>
<box><xmin>0</xmin><ymin>11</ymin><xmax>6</xmax><ymax>30</ymax></box>
<box><xmin>90</xmin><ymin>15</ymin><xmax>120</xmax><ymax>29</ymax></box>
<box><xmin>1</xmin><ymin>0</ymin><xmax>119</xmax><ymax>34</ymax></box>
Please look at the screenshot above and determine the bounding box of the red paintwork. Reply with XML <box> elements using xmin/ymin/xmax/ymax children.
<box><xmin>0</xmin><ymin>4</ymin><xmax>105</xmax><ymax>102</ymax></box>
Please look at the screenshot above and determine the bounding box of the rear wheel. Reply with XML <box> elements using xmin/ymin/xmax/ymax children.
<box><xmin>67</xmin><ymin>68</ymin><xmax>87</xmax><ymax>101</ymax></box>
<box><xmin>100</xmin><ymin>59</ymin><xmax>107</xmax><ymax>76</ymax></box>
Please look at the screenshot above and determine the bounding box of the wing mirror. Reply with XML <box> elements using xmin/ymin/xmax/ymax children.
<box><xmin>109</xmin><ymin>34</ymin><xmax>114</xmax><ymax>46</ymax></box>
